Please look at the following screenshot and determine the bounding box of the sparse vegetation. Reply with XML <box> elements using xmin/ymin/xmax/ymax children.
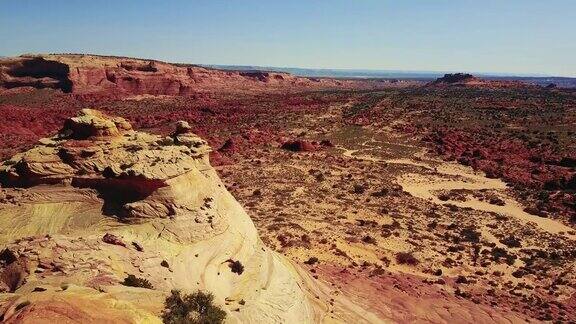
<box><xmin>459</xmin><ymin>227</ymin><xmax>481</xmax><ymax>243</ymax></box>
<box><xmin>227</xmin><ymin>260</ymin><xmax>244</xmax><ymax>275</ymax></box>
<box><xmin>500</xmin><ymin>235</ymin><xmax>522</xmax><ymax>248</ymax></box>
<box><xmin>490</xmin><ymin>247</ymin><xmax>516</xmax><ymax>265</ymax></box>
<box><xmin>304</xmin><ymin>257</ymin><xmax>319</xmax><ymax>265</ymax></box>
<box><xmin>122</xmin><ymin>274</ymin><xmax>153</xmax><ymax>289</ymax></box>
<box><xmin>162</xmin><ymin>290</ymin><xmax>226</xmax><ymax>324</ymax></box>
<box><xmin>396</xmin><ymin>252</ymin><xmax>419</xmax><ymax>266</ymax></box>
<box><xmin>362</xmin><ymin>235</ymin><xmax>377</xmax><ymax>244</ymax></box>
<box><xmin>352</xmin><ymin>184</ymin><xmax>367</xmax><ymax>194</ymax></box>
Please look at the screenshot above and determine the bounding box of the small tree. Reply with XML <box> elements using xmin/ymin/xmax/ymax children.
<box><xmin>162</xmin><ymin>290</ymin><xmax>226</xmax><ymax>324</ymax></box>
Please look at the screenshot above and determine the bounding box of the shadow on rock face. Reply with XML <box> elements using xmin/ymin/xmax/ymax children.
<box><xmin>4</xmin><ymin>57</ymin><xmax>73</xmax><ymax>92</ymax></box>
<box><xmin>71</xmin><ymin>176</ymin><xmax>169</xmax><ymax>218</ymax></box>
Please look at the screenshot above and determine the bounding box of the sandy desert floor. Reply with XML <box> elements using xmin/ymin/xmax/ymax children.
<box><xmin>217</xmin><ymin>99</ymin><xmax>575</xmax><ymax>322</ymax></box>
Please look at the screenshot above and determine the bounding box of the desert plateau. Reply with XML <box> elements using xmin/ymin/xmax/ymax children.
<box><xmin>2</xmin><ymin>3</ymin><xmax>576</xmax><ymax>323</ymax></box>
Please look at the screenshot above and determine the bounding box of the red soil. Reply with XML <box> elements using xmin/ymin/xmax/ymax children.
<box><xmin>425</xmin><ymin>129</ymin><xmax>576</xmax><ymax>220</ymax></box>
<box><xmin>315</xmin><ymin>264</ymin><xmax>533</xmax><ymax>323</ymax></box>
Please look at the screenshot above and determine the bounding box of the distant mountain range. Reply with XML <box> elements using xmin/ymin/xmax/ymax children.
<box><xmin>204</xmin><ymin>65</ymin><xmax>576</xmax><ymax>88</ymax></box>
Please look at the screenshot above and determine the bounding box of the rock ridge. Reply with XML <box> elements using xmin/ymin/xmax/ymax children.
<box><xmin>0</xmin><ymin>54</ymin><xmax>368</xmax><ymax>97</ymax></box>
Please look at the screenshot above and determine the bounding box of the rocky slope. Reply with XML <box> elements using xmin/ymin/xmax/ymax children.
<box><xmin>0</xmin><ymin>109</ymin><xmax>377</xmax><ymax>323</ymax></box>
<box><xmin>0</xmin><ymin>54</ymin><xmax>388</xmax><ymax>98</ymax></box>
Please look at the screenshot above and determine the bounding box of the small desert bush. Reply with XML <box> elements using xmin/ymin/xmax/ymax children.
<box><xmin>490</xmin><ymin>247</ymin><xmax>517</xmax><ymax>265</ymax></box>
<box><xmin>500</xmin><ymin>235</ymin><xmax>522</xmax><ymax>248</ymax></box>
<box><xmin>304</xmin><ymin>257</ymin><xmax>319</xmax><ymax>265</ymax></box>
<box><xmin>459</xmin><ymin>227</ymin><xmax>481</xmax><ymax>243</ymax></box>
<box><xmin>162</xmin><ymin>290</ymin><xmax>226</xmax><ymax>324</ymax></box>
<box><xmin>122</xmin><ymin>274</ymin><xmax>153</xmax><ymax>289</ymax></box>
<box><xmin>228</xmin><ymin>260</ymin><xmax>244</xmax><ymax>275</ymax></box>
<box><xmin>395</xmin><ymin>252</ymin><xmax>419</xmax><ymax>266</ymax></box>
<box><xmin>352</xmin><ymin>184</ymin><xmax>367</xmax><ymax>194</ymax></box>
<box><xmin>362</xmin><ymin>235</ymin><xmax>377</xmax><ymax>244</ymax></box>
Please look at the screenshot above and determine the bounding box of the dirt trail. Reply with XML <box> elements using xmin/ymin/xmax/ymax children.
<box><xmin>337</xmin><ymin>145</ymin><xmax>576</xmax><ymax>239</ymax></box>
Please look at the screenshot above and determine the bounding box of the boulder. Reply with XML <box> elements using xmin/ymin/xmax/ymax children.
<box><xmin>281</xmin><ymin>140</ymin><xmax>317</xmax><ymax>152</ymax></box>
<box><xmin>102</xmin><ymin>233</ymin><xmax>126</xmax><ymax>247</ymax></box>
<box><xmin>61</xmin><ymin>109</ymin><xmax>132</xmax><ymax>139</ymax></box>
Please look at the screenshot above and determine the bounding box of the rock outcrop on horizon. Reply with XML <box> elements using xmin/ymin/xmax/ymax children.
<box><xmin>429</xmin><ymin>73</ymin><xmax>532</xmax><ymax>89</ymax></box>
<box><xmin>0</xmin><ymin>109</ymin><xmax>378</xmax><ymax>323</ymax></box>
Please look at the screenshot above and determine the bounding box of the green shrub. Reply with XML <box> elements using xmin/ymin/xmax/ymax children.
<box><xmin>304</xmin><ymin>257</ymin><xmax>319</xmax><ymax>265</ymax></box>
<box><xmin>490</xmin><ymin>247</ymin><xmax>516</xmax><ymax>265</ymax></box>
<box><xmin>500</xmin><ymin>235</ymin><xmax>522</xmax><ymax>248</ymax></box>
<box><xmin>459</xmin><ymin>227</ymin><xmax>481</xmax><ymax>243</ymax></box>
<box><xmin>228</xmin><ymin>260</ymin><xmax>244</xmax><ymax>275</ymax></box>
<box><xmin>162</xmin><ymin>290</ymin><xmax>226</xmax><ymax>324</ymax></box>
<box><xmin>395</xmin><ymin>252</ymin><xmax>419</xmax><ymax>266</ymax></box>
<box><xmin>122</xmin><ymin>274</ymin><xmax>153</xmax><ymax>289</ymax></box>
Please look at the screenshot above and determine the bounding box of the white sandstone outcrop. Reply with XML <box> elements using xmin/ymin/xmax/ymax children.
<box><xmin>0</xmin><ymin>110</ymin><xmax>378</xmax><ymax>323</ymax></box>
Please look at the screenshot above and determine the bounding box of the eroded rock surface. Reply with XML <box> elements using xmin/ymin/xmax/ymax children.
<box><xmin>0</xmin><ymin>110</ymin><xmax>375</xmax><ymax>323</ymax></box>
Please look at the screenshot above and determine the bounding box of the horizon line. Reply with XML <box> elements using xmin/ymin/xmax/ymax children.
<box><xmin>2</xmin><ymin>52</ymin><xmax>575</xmax><ymax>79</ymax></box>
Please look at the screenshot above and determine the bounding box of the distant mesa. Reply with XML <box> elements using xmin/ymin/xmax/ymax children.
<box><xmin>432</xmin><ymin>73</ymin><xmax>479</xmax><ymax>84</ymax></box>
<box><xmin>429</xmin><ymin>72</ymin><xmax>532</xmax><ymax>89</ymax></box>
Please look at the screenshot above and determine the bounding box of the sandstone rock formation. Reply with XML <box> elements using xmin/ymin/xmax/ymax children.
<box><xmin>432</xmin><ymin>73</ymin><xmax>478</xmax><ymax>84</ymax></box>
<box><xmin>0</xmin><ymin>110</ymin><xmax>378</xmax><ymax>323</ymax></box>
<box><xmin>0</xmin><ymin>57</ymin><xmax>72</xmax><ymax>92</ymax></box>
<box><xmin>0</xmin><ymin>54</ymin><xmax>377</xmax><ymax>98</ymax></box>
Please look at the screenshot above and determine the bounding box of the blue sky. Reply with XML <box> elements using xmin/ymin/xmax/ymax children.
<box><xmin>1</xmin><ymin>0</ymin><xmax>575</xmax><ymax>76</ymax></box>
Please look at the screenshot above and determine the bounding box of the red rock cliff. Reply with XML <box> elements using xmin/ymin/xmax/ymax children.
<box><xmin>0</xmin><ymin>54</ymin><xmax>350</xmax><ymax>97</ymax></box>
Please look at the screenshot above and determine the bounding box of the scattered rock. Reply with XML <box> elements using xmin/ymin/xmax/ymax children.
<box><xmin>102</xmin><ymin>233</ymin><xmax>126</xmax><ymax>247</ymax></box>
<box><xmin>173</xmin><ymin>120</ymin><xmax>193</xmax><ymax>135</ymax></box>
<box><xmin>132</xmin><ymin>241</ymin><xmax>144</xmax><ymax>252</ymax></box>
<box><xmin>281</xmin><ymin>140</ymin><xmax>316</xmax><ymax>152</ymax></box>
<box><xmin>319</xmin><ymin>140</ymin><xmax>334</xmax><ymax>147</ymax></box>
<box><xmin>0</xmin><ymin>248</ymin><xmax>17</xmax><ymax>265</ymax></box>
<box><xmin>0</xmin><ymin>257</ymin><xmax>29</xmax><ymax>293</ymax></box>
